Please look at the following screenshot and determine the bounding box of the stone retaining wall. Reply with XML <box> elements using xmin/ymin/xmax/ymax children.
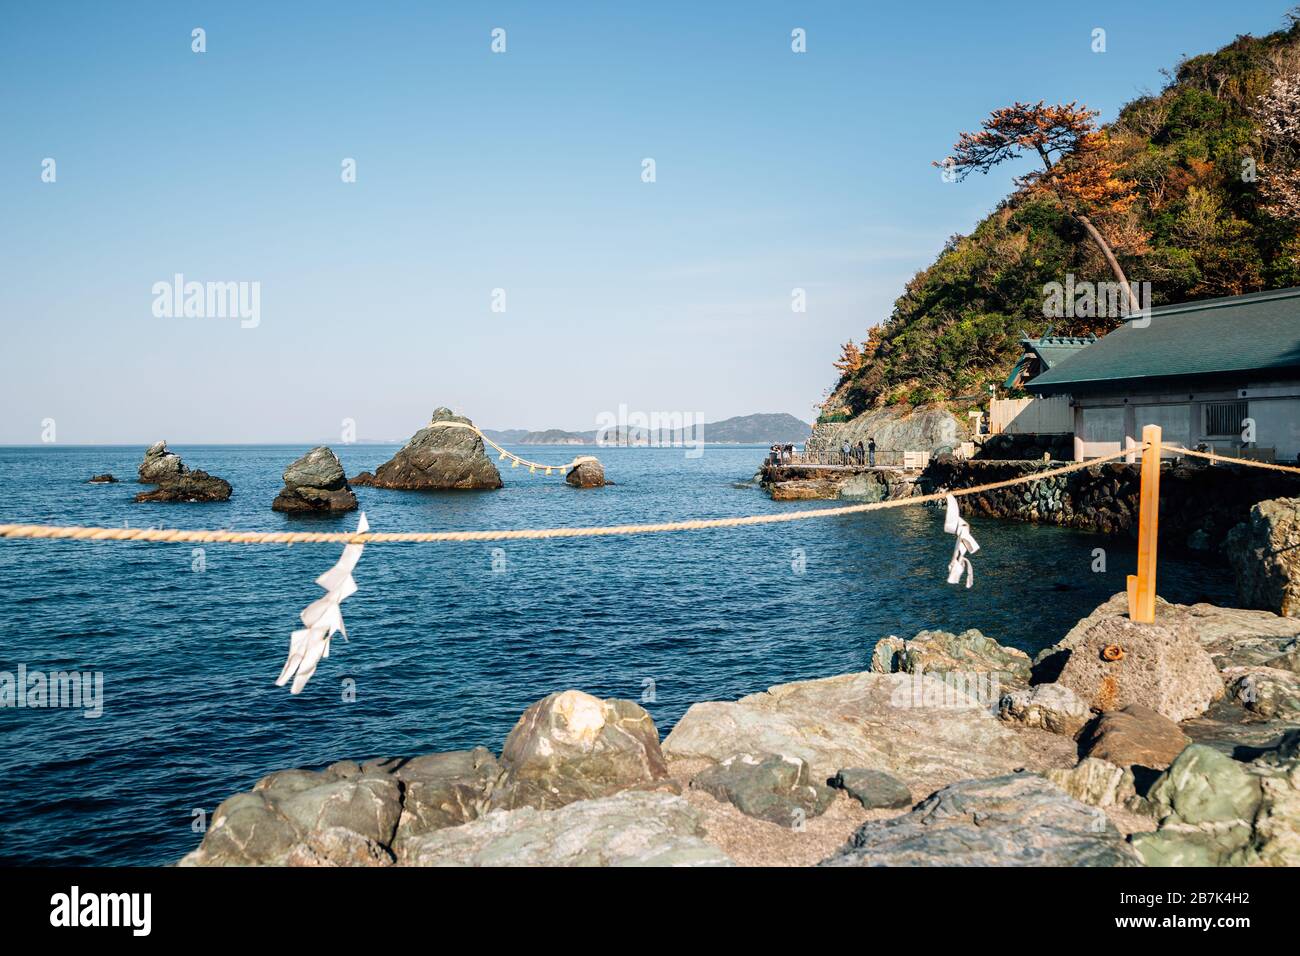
<box><xmin>923</xmin><ymin>457</ymin><xmax>1300</xmax><ymax>553</ymax></box>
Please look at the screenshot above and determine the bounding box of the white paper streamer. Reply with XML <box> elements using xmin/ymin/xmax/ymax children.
<box><xmin>943</xmin><ymin>495</ymin><xmax>979</xmax><ymax>589</ymax></box>
<box><xmin>276</xmin><ymin>512</ymin><xmax>368</xmax><ymax>694</ymax></box>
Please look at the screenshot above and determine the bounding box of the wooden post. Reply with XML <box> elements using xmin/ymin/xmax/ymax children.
<box><xmin>1127</xmin><ymin>424</ymin><xmax>1161</xmax><ymax>623</ymax></box>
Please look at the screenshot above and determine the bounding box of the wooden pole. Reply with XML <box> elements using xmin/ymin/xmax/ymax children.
<box><xmin>1127</xmin><ymin>424</ymin><xmax>1161</xmax><ymax>623</ymax></box>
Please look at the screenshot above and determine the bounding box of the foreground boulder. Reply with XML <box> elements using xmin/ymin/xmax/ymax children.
<box><xmin>402</xmin><ymin>791</ymin><xmax>731</xmax><ymax>867</ymax></box>
<box><xmin>180</xmin><ymin>761</ymin><xmax>403</xmax><ymax>866</ymax></box>
<box><xmin>1225</xmin><ymin>496</ymin><xmax>1300</xmax><ymax>617</ymax></box>
<box><xmin>272</xmin><ymin>446</ymin><xmax>357</xmax><ymax>513</ymax></box>
<box><xmin>134</xmin><ymin>470</ymin><xmax>232</xmax><ymax>503</ymax></box>
<box><xmin>690</xmin><ymin>752</ymin><xmax>834</xmax><ymax>827</ymax></box>
<box><xmin>872</xmin><ymin>628</ymin><xmax>1032</xmax><ymax>689</ymax></box>
<box><xmin>997</xmin><ymin>683</ymin><xmax>1089</xmax><ymax>736</ymax></box>
<box><xmin>820</xmin><ymin>773</ymin><xmax>1141</xmax><ymax>867</ymax></box>
<box><xmin>490</xmin><ymin>690</ymin><xmax>669</xmax><ymax>811</ymax></box>
<box><xmin>1078</xmin><ymin>704</ymin><xmax>1190</xmax><ymax>772</ymax></box>
<box><xmin>1049</xmin><ymin>613</ymin><xmax>1223</xmax><ymax>721</ymax></box>
<box><xmin>828</xmin><ymin>768</ymin><xmax>913</xmax><ymax>809</ymax></box>
<box><xmin>137</xmin><ymin>440</ymin><xmax>185</xmax><ymax>483</ymax></box>
<box><xmin>1129</xmin><ymin>739</ymin><xmax>1300</xmax><ymax>866</ymax></box>
<box><xmin>1044</xmin><ymin>758</ymin><xmax>1137</xmax><ymax>809</ymax></box>
<box><xmin>663</xmin><ymin>671</ymin><xmax>1074</xmax><ymax>792</ymax></box>
<box><xmin>367</xmin><ymin>408</ymin><xmax>503</xmax><ymax>490</ymax></box>
<box><xmin>565</xmin><ymin>457</ymin><xmax>606</xmax><ymax>488</ymax></box>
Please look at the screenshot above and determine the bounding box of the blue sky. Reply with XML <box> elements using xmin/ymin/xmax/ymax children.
<box><xmin>1</xmin><ymin>1</ymin><xmax>1293</xmax><ymax>442</ymax></box>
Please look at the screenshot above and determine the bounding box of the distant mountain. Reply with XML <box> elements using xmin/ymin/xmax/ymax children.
<box><xmin>485</xmin><ymin>413</ymin><xmax>810</xmax><ymax>445</ymax></box>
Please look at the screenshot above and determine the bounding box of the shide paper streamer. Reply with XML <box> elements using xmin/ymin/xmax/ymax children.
<box><xmin>276</xmin><ymin>512</ymin><xmax>368</xmax><ymax>694</ymax></box>
<box><xmin>944</xmin><ymin>494</ymin><xmax>980</xmax><ymax>589</ymax></box>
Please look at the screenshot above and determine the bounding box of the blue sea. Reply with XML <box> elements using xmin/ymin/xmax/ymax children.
<box><xmin>0</xmin><ymin>444</ymin><xmax>1232</xmax><ymax>865</ymax></box>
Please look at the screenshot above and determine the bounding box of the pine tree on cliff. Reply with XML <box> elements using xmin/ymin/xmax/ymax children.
<box><xmin>937</xmin><ymin>101</ymin><xmax>1140</xmax><ymax>312</ymax></box>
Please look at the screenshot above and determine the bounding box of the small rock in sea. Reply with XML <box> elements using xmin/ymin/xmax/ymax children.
<box><xmin>565</xmin><ymin>457</ymin><xmax>606</xmax><ymax>488</ymax></box>
<box><xmin>87</xmin><ymin>474</ymin><xmax>118</xmax><ymax>484</ymax></box>
<box><xmin>828</xmin><ymin>767</ymin><xmax>912</xmax><ymax>809</ymax></box>
<box><xmin>271</xmin><ymin>446</ymin><xmax>357</xmax><ymax>513</ymax></box>
<box><xmin>690</xmin><ymin>752</ymin><xmax>834</xmax><ymax>827</ymax></box>
<box><xmin>137</xmin><ymin>440</ymin><xmax>186</xmax><ymax>483</ymax></box>
<box><xmin>133</xmin><ymin>470</ymin><xmax>232</xmax><ymax>503</ymax></box>
<box><xmin>349</xmin><ymin>471</ymin><xmax>376</xmax><ymax>487</ymax></box>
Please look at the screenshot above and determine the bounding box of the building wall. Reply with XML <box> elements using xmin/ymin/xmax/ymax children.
<box><xmin>1070</xmin><ymin>379</ymin><xmax>1300</xmax><ymax>462</ymax></box>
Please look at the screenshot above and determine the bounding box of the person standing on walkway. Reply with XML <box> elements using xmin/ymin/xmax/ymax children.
<box><xmin>840</xmin><ymin>439</ymin><xmax>851</xmax><ymax>465</ymax></box>
<box><xmin>868</xmin><ymin>437</ymin><xmax>877</xmax><ymax>467</ymax></box>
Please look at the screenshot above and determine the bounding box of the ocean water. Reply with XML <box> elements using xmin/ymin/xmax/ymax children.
<box><xmin>0</xmin><ymin>444</ymin><xmax>1232</xmax><ymax>865</ymax></box>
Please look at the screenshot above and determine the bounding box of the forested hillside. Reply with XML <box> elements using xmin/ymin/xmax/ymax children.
<box><xmin>824</xmin><ymin>14</ymin><xmax>1300</xmax><ymax>419</ymax></box>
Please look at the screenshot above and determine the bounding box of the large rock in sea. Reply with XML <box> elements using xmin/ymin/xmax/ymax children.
<box><xmin>662</xmin><ymin>671</ymin><xmax>1075</xmax><ymax>794</ymax></box>
<box><xmin>272</xmin><ymin>446</ymin><xmax>357</xmax><ymax>513</ymax></box>
<box><xmin>367</xmin><ymin>408</ymin><xmax>503</xmax><ymax>490</ymax></box>
<box><xmin>1226</xmin><ymin>497</ymin><xmax>1300</xmax><ymax>617</ymax></box>
<box><xmin>133</xmin><ymin>440</ymin><xmax>232</xmax><ymax>502</ymax></box>
<box><xmin>1045</xmin><ymin>612</ymin><xmax>1224</xmax><ymax>722</ymax></box>
<box><xmin>134</xmin><ymin>470</ymin><xmax>231</xmax><ymax>503</ymax></box>
<box><xmin>565</xmin><ymin>457</ymin><xmax>606</xmax><ymax>488</ymax></box>
<box><xmin>489</xmin><ymin>690</ymin><xmax>670</xmax><ymax>811</ymax></box>
<box><xmin>137</xmin><ymin>440</ymin><xmax>185</xmax><ymax>483</ymax></box>
<box><xmin>871</xmin><ymin>628</ymin><xmax>1032</xmax><ymax>689</ymax></box>
<box><xmin>819</xmin><ymin>773</ymin><xmax>1141</xmax><ymax>867</ymax></box>
<box><xmin>402</xmin><ymin>791</ymin><xmax>732</xmax><ymax>867</ymax></box>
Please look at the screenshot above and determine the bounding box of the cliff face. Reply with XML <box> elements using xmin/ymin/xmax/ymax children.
<box><xmin>822</xmin><ymin>20</ymin><xmax>1300</xmax><ymax>419</ymax></box>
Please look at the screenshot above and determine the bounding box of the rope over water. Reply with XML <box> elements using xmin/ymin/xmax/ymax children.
<box><xmin>1</xmin><ymin>442</ymin><xmax>1295</xmax><ymax>547</ymax></box>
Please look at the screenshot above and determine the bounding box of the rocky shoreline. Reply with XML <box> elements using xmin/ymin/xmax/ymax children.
<box><xmin>181</xmin><ymin>590</ymin><xmax>1300</xmax><ymax>867</ymax></box>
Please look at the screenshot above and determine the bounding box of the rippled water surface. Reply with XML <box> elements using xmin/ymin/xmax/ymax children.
<box><xmin>0</xmin><ymin>444</ymin><xmax>1232</xmax><ymax>864</ymax></box>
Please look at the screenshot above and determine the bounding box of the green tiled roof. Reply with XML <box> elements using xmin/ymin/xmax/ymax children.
<box><xmin>1027</xmin><ymin>287</ymin><xmax>1300</xmax><ymax>394</ymax></box>
<box><xmin>1030</xmin><ymin>336</ymin><xmax>1096</xmax><ymax>370</ymax></box>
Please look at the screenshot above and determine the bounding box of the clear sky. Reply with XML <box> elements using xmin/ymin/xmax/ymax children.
<box><xmin>1</xmin><ymin>1</ymin><xmax>1293</xmax><ymax>443</ymax></box>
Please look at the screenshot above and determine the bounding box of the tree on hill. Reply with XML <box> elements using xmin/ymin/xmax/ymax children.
<box><xmin>937</xmin><ymin>101</ymin><xmax>1140</xmax><ymax>312</ymax></box>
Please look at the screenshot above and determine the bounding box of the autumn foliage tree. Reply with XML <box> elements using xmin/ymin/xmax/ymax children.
<box><xmin>937</xmin><ymin>101</ymin><xmax>1140</xmax><ymax>311</ymax></box>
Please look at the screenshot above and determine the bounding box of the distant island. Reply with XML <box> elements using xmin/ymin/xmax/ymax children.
<box><xmin>483</xmin><ymin>413</ymin><xmax>811</xmax><ymax>446</ymax></box>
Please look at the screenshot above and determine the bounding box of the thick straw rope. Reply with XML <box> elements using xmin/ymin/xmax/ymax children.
<box><xmin>0</xmin><ymin>445</ymin><xmax>1148</xmax><ymax>545</ymax></box>
<box><xmin>1164</xmin><ymin>445</ymin><xmax>1300</xmax><ymax>475</ymax></box>
<box><xmin>431</xmin><ymin>420</ymin><xmax>596</xmax><ymax>474</ymax></box>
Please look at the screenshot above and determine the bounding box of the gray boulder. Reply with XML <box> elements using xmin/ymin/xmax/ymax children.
<box><xmin>820</xmin><ymin>773</ymin><xmax>1141</xmax><ymax>867</ymax></box>
<box><xmin>272</xmin><ymin>446</ymin><xmax>357</xmax><ymax>513</ymax></box>
<box><xmin>368</xmin><ymin>408</ymin><xmax>503</xmax><ymax>490</ymax></box>
<box><xmin>403</xmin><ymin>791</ymin><xmax>732</xmax><ymax>867</ymax></box>
<box><xmin>1078</xmin><ymin>704</ymin><xmax>1190</xmax><ymax>772</ymax></box>
<box><xmin>828</xmin><ymin>768</ymin><xmax>913</xmax><ymax>809</ymax></box>
<box><xmin>690</xmin><ymin>752</ymin><xmax>834</xmax><ymax>827</ymax></box>
<box><xmin>998</xmin><ymin>683</ymin><xmax>1090</xmax><ymax>736</ymax></box>
<box><xmin>662</xmin><ymin>671</ymin><xmax>1073</xmax><ymax>791</ymax></box>
<box><xmin>1225</xmin><ymin>496</ymin><xmax>1300</xmax><ymax>617</ymax></box>
<box><xmin>565</xmin><ymin>457</ymin><xmax>606</xmax><ymax>488</ymax></box>
<box><xmin>1051</xmin><ymin>614</ymin><xmax>1224</xmax><ymax>721</ymax></box>
<box><xmin>390</xmin><ymin>747</ymin><xmax>500</xmax><ymax>859</ymax></box>
<box><xmin>1223</xmin><ymin>666</ymin><xmax>1300</xmax><ymax>721</ymax></box>
<box><xmin>871</xmin><ymin>628</ymin><xmax>1032</xmax><ymax>689</ymax></box>
<box><xmin>137</xmin><ymin>440</ymin><xmax>186</xmax><ymax>483</ymax></box>
<box><xmin>1044</xmin><ymin>758</ymin><xmax>1137</xmax><ymax>809</ymax></box>
<box><xmin>490</xmin><ymin>690</ymin><xmax>669</xmax><ymax>811</ymax></box>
